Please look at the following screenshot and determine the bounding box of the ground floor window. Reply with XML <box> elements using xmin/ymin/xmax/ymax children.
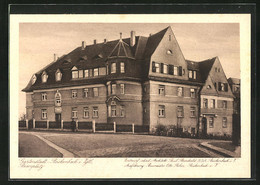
<box><xmin>111</xmin><ymin>105</ymin><xmax>116</xmax><ymax>117</ymax></box>
<box><xmin>158</xmin><ymin>105</ymin><xmax>165</xmax><ymax>117</ymax></box>
<box><xmin>83</xmin><ymin>107</ymin><xmax>89</xmax><ymax>118</ymax></box>
<box><xmin>177</xmin><ymin>106</ymin><xmax>184</xmax><ymax>117</ymax></box>
<box><xmin>190</xmin><ymin>107</ymin><xmax>195</xmax><ymax>117</ymax></box>
<box><xmin>93</xmin><ymin>107</ymin><xmax>99</xmax><ymax>118</ymax></box>
<box><xmin>72</xmin><ymin>107</ymin><xmax>78</xmax><ymax>118</ymax></box>
<box><xmin>120</xmin><ymin>106</ymin><xmax>125</xmax><ymax>117</ymax></box>
<box><xmin>222</xmin><ymin>117</ymin><xmax>227</xmax><ymax>128</ymax></box>
<box><xmin>209</xmin><ymin>117</ymin><xmax>214</xmax><ymax>128</ymax></box>
<box><xmin>41</xmin><ymin>109</ymin><xmax>47</xmax><ymax>119</ymax></box>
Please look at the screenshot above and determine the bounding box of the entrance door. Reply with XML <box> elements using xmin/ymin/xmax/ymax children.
<box><xmin>177</xmin><ymin>118</ymin><xmax>183</xmax><ymax>136</ymax></box>
<box><xmin>55</xmin><ymin>114</ymin><xmax>61</xmax><ymax>128</ymax></box>
<box><xmin>202</xmin><ymin>117</ymin><xmax>207</xmax><ymax>136</ymax></box>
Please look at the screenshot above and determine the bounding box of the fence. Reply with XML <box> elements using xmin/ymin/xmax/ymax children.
<box><xmin>19</xmin><ymin>120</ymin><xmax>150</xmax><ymax>134</ymax></box>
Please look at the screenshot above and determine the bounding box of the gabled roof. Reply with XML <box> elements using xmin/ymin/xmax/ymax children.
<box><xmin>228</xmin><ymin>77</ymin><xmax>240</xmax><ymax>85</ymax></box>
<box><xmin>198</xmin><ymin>57</ymin><xmax>217</xmax><ymax>82</ymax></box>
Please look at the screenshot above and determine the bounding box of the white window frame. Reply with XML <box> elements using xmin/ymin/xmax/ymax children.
<box><xmin>55</xmin><ymin>91</ymin><xmax>61</xmax><ymax>106</ymax></box>
<box><xmin>111</xmin><ymin>105</ymin><xmax>117</xmax><ymax>117</ymax></box>
<box><xmin>155</xmin><ymin>63</ymin><xmax>160</xmax><ymax>73</ymax></box>
<box><xmin>190</xmin><ymin>88</ymin><xmax>195</xmax><ymax>98</ymax></box>
<box><xmin>188</xmin><ymin>70</ymin><xmax>193</xmax><ymax>78</ymax></box>
<box><xmin>203</xmin><ymin>98</ymin><xmax>208</xmax><ymax>108</ymax></box>
<box><xmin>223</xmin><ymin>100</ymin><xmax>227</xmax><ymax>109</ymax></box>
<box><xmin>158</xmin><ymin>105</ymin><xmax>165</xmax><ymax>118</ymax></box>
<box><xmin>83</xmin><ymin>107</ymin><xmax>89</xmax><ymax>118</ymax></box>
<box><xmin>163</xmin><ymin>64</ymin><xmax>168</xmax><ymax>74</ymax></box>
<box><xmin>174</xmin><ymin>66</ymin><xmax>178</xmax><ymax>76</ymax></box>
<box><xmin>108</xmin><ymin>106</ymin><xmax>111</xmax><ymax>117</ymax></box>
<box><xmin>193</xmin><ymin>71</ymin><xmax>197</xmax><ymax>79</ymax></box>
<box><xmin>55</xmin><ymin>70</ymin><xmax>62</xmax><ymax>81</ymax></box>
<box><xmin>72</xmin><ymin>107</ymin><xmax>78</xmax><ymax>118</ymax></box>
<box><xmin>158</xmin><ymin>85</ymin><xmax>165</xmax><ymax>95</ymax></box>
<box><xmin>41</xmin><ymin>109</ymin><xmax>47</xmax><ymax>119</ymax></box>
<box><xmin>93</xmin><ymin>87</ymin><xmax>99</xmax><ymax>97</ymax></box>
<box><xmin>84</xmin><ymin>69</ymin><xmax>89</xmax><ymax>78</ymax></box>
<box><xmin>72</xmin><ymin>90</ymin><xmax>77</xmax><ymax>98</ymax></box>
<box><xmin>78</xmin><ymin>70</ymin><xmax>84</xmax><ymax>78</ymax></box>
<box><xmin>42</xmin><ymin>93</ymin><xmax>47</xmax><ymax>101</ymax></box>
<box><xmin>84</xmin><ymin>88</ymin><xmax>89</xmax><ymax>98</ymax></box>
<box><xmin>94</xmin><ymin>68</ymin><xmax>99</xmax><ymax>77</ymax></box>
<box><xmin>111</xmin><ymin>63</ymin><xmax>116</xmax><ymax>73</ymax></box>
<box><xmin>177</xmin><ymin>87</ymin><xmax>183</xmax><ymax>97</ymax></box>
<box><xmin>210</xmin><ymin>99</ymin><xmax>215</xmax><ymax>109</ymax></box>
<box><xmin>177</xmin><ymin>106</ymin><xmax>184</xmax><ymax>117</ymax></box>
<box><xmin>93</xmin><ymin>107</ymin><xmax>99</xmax><ymax>118</ymax></box>
<box><xmin>120</xmin><ymin>84</ymin><xmax>125</xmax><ymax>94</ymax></box>
<box><xmin>190</xmin><ymin>107</ymin><xmax>195</xmax><ymax>117</ymax></box>
<box><xmin>41</xmin><ymin>72</ymin><xmax>48</xmax><ymax>83</ymax></box>
<box><xmin>120</xmin><ymin>62</ymin><xmax>125</xmax><ymax>73</ymax></box>
<box><xmin>72</xmin><ymin>70</ymin><xmax>79</xmax><ymax>79</ymax></box>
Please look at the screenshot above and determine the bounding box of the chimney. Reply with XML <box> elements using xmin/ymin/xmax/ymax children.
<box><xmin>94</xmin><ymin>39</ymin><xmax>97</xmax><ymax>44</ymax></box>
<box><xmin>104</xmin><ymin>39</ymin><xmax>107</xmax><ymax>44</ymax></box>
<box><xmin>82</xmin><ymin>41</ymin><xmax>85</xmax><ymax>50</ymax></box>
<box><xmin>149</xmin><ymin>33</ymin><xmax>152</xmax><ymax>37</ymax></box>
<box><xmin>130</xmin><ymin>31</ymin><xmax>136</xmax><ymax>47</ymax></box>
<box><xmin>54</xmin><ymin>53</ymin><xmax>57</xmax><ymax>61</ymax></box>
<box><xmin>120</xmin><ymin>32</ymin><xmax>122</xmax><ymax>40</ymax></box>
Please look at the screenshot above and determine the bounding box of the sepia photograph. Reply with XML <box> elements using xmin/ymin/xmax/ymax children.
<box><xmin>9</xmin><ymin>13</ymin><xmax>251</xmax><ymax>179</ymax></box>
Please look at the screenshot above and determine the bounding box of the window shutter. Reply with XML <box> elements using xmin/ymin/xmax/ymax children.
<box><xmin>179</xmin><ymin>66</ymin><xmax>182</xmax><ymax>76</ymax></box>
<box><xmin>218</xmin><ymin>82</ymin><xmax>222</xmax><ymax>91</ymax></box>
<box><xmin>152</xmin><ymin>62</ymin><xmax>156</xmax><ymax>72</ymax></box>
<box><xmin>169</xmin><ymin>65</ymin><xmax>173</xmax><ymax>75</ymax></box>
<box><xmin>160</xmin><ymin>63</ymin><xmax>164</xmax><ymax>73</ymax></box>
<box><xmin>224</xmin><ymin>83</ymin><xmax>228</xmax><ymax>92</ymax></box>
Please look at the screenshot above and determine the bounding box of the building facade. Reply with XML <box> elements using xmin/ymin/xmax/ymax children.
<box><xmin>23</xmin><ymin>26</ymin><xmax>235</xmax><ymax>136</ymax></box>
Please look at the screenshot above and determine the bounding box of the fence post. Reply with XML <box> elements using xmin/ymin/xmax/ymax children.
<box><xmin>76</xmin><ymin>120</ymin><xmax>78</xmax><ymax>131</ymax></box>
<box><xmin>61</xmin><ymin>120</ymin><xmax>63</xmax><ymax>130</ymax></box>
<box><xmin>33</xmin><ymin>118</ymin><xmax>35</xmax><ymax>129</ymax></box>
<box><xmin>113</xmin><ymin>122</ymin><xmax>116</xmax><ymax>133</ymax></box>
<box><xmin>132</xmin><ymin>123</ymin><xmax>135</xmax><ymax>134</ymax></box>
<box><xmin>47</xmin><ymin>120</ymin><xmax>49</xmax><ymax>129</ymax></box>
<box><xmin>26</xmin><ymin>119</ymin><xmax>28</xmax><ymax>130</ymax></box>
<box><xmin>92</xmin><ymin>120</ymin><xmax>96</xmax><ymax>133</ymax></box>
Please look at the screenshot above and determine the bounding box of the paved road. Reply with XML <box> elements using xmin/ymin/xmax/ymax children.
<box><xmin>19</xmin><ymin>131</ymin><xmax>223</xmax><ymax>158</ymax></box>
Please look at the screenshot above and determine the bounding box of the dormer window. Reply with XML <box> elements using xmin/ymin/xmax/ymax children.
<box><xmin>41</xmin><ymin>71</ymin><xmax>48</xmax><ymax>83</ymax></box>
<box><xmin>71</xmin><ymin>66</ymin><xmax>79</xmax><ymax>79</ymax></box>
<box><xmin>55</xmin><ymin>69</ymin><xmax>62</xmax><ymax>81</ymax></box>
<box><xmin>167</xmin><ymin>49</ymin><xmax>173</xmax><ymax>55</ymax></box>
<box><xmin>31</xmin><ymin>74</ymin><xmax>37</xmax><ymax>85</ymax></box>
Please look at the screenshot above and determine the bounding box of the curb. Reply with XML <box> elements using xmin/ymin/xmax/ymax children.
<box><xmin>199</xmin><ymin>142</ymin><xmax>238</xmax><ymax>157</ymax></box>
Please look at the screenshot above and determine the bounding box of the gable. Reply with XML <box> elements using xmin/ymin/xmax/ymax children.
<box><xmin>200</xmin><ymin>76</ymin><xmax>218</xmax><ymax>96</ymax></box>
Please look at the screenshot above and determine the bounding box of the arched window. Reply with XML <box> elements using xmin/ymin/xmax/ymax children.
<box><xmin>31</xmin><ymin>74</ymin><xmax>37</xmax><ymax>85</ymax></box>
<box><xmin>55</xmin><ymin>90</ymin><xmax>61</xmax><ymax>106</ymax></box>
<box><xmin>41</xmin><ymin>71</ymin><xmax>48</xmax><ymax>83</ymax></box>
<box><xmin>55</xmin><ymin>69</ymin><xmax>62</xmax><ymax>81</ymax></box>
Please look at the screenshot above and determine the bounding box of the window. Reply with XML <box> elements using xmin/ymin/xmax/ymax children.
<box><xmin>84</xmin><ymin>88</ymin><xmax>89</xmax><ymax>98</ymax></box>
<box><xmin>190</xmin><ymin>88</ymin><xmax>195</xmax><ymax>98</ymax></box>
<box><xmin>174</xmin><ymin>66</ymin><xmax>178</xmax><ymax>75</ymax></box>
<box><xmin>120</xmin><ymin>62</ymin><xmax>125</xmax><ymax>73</ymax></box>
<box><xmin>163</xmin><ymin>64</ymin><xmax>168</xmax><ymax>74</ymax></box>
<box><xmin>177</xmin><ymin>87</ymin><xmax>183</xmax><ymax>97</ymax></box>
<box><xmin>41</xmin><ymin>71</ymin><xmax>48</xmax><ymax>83</ymax></box>
<box><xmin>55</xmin><ymin>91</ymin><xmax>61</xmax><ymax>106</ymax></box>
<box><xmin>78</xmin><ymin>70</ymin><xmax>84</xmax><ymax>78</ymax></box>
<box><xmin>120</xmin><ymin>106</ymin><xmax>125</xmax><ymax>117</ymax></box>
<box><xmin>169</xmin><ymin>35</ymin><xmax>172</xmax><ymax>41</ymax></box>
<box><xmin>193</xmin><ymin>71</ymin><xmax>197</xmax><ymax>79</ymax></box>
<box><xmin>72</xmin><ymin>70</ymin><xmax>78</xmax><ymax>79</ymax></box>
<box><xmin>222</xmin><ymin>117</ymin><xmax>227</xmax><ymax>128</ymax></box>
<box><xmin>203</xmin><ymin>98</ymin><xmax>208</xmax><ymax>108</ymax></box>
<box><xmin>107</xmin><ymin>84</ymin><xmax>111</xmax><ymax>95</ymax></box>
<box><xmin>89</xmin><ymin>69</ymin><xmax>93</xmax><ymax>77</ymax></box>
<box><xmin>177</xmin><ymin>106</ymin><xmax>184</xmax><ymax>117</ymax></box>
<box><xmin>210</xmin><ymin>99</ymin><xmax>215</xmax><ymax>108</ymax></box>
<box><xmin>167</xmin><ymin>50</ymin><xmax>173</xmax><ymax>55</ymax></box>
<box><xmin>189</xmin><ymin>70</ymin><xmax>193</xmax><ymax>78</ymax></box>
<box><xmin>72</xmin><ymin>107</ymin><xmax>78</xmax><ymax>118</ymax></box>
<box><xmin>108</xmin><ymin>106</ymin><xmax>111</xmax><ymax>117</ymax></box>
<box><xmin>31</xmin><ymin>74</ymin><xmax>37</xmax><ymax>85</ymax></box>
<box><xmin>158</xmin><ymin>105</ymin><xmax>165</xmax><ymax>117</ymax></box>
<box><xmin>94</xmin><ymin>68</ymin><xmax>99</xmax><ymax>77</ymax></box>
<box><xmin>158</xmin><ymin>85</ymin><xmax>165</xmax><ymax>95</ymax></box>
<box><xmin>190</xmin><ymin>107</ymin><xmax>195</xmax><ymax>117</ymax></box>
<box><xmin>93</xmin><ymin>88</ymin><xmax>99</xmax><ymax>97</ymax></box>
<box><xmin>120</xmin><ymin>84</ymin><xmax>125</xmax><ymax>94</ymax></box>
<box><xmin>112</xmin><ymin>84</ymin><xmax>116</xmax><ymax>94</ymax></box>
<box><xmin>221</xmin><ymin>83</ymin><xmax>225</xmax><ymax>91</ymax></box>
<box><xmin>93</xmin><ymin>107</ymin><xmax>99</xmax><ymax>118</ymax></box>
<box><xmin>111</xmin><ymin>63</ymin><xmax>116</xmax><ymax>73</ymax></box>
<box><xmin>99</xmin><ymin>67</ymin><xmax>106</xmax><ymax>76</ymax></box>
<box><xmin>83</xmin><ymin>107</ymin><xmax>89</xmax><ymax>118</ymax></box>
<box><xmin>111</xmin><ymin>105</ymin><xmax>117</xmax><ymax>117</ymax></box>
<box><xmin>209</xmin><ymin>117</ymin><xmax>214</xmax><ymax>128</ymax></box>
<box><xmin>223</xmin><ymin>100</ymin><xmax>227</xmax><ymax>109</ymax></box>
<box><xmin>215</xmin><ymin>68</ymin><xmax>218</xmax><ymax>72</ymax></box>
<box><xmin>84</xmin><ymin>69</ymin><xmax>89</xmax><ymax>78</ymax></box>
<box><xmin>41</xmin><ymin>109</ymin><xmax>47</xmax><ymax>119</ymax></box>
<box><xmin>55</xmin><ymin>69</ymin><xmax>62</xmax><ymax>81</ymax></box>
<box><xmin>42</xmin><ymin>93</ymin><xmax>47</xmax><ymax>101</ymax></box>
<box><xmin>72</xmin><ymin>90</ymin><xmax>77</xmax><ymax>98</ymax></box>
<box><xmin>218</xmin><ymin>68</ymin><xmax>220</xmax><ymax>72</ymax></box>
<box><xmin>152</xmin><ymin>62</ymin><xmax>160</xmax><ymax>73</ymax></box>
<box><xmin>207</xmin><ymin>85</ymin><xmax>212</xmax><ymax>89</ymax></box>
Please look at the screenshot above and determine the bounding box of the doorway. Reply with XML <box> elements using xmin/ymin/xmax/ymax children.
<box><xmin>55</xmin><ymin>113</ymin><xmax>61</xmax><ymax>128</ymax></box>
<box><xmin>202</xmin><ymin>117</ymin><xmax>207</xmax><ymax>136</ymax></box>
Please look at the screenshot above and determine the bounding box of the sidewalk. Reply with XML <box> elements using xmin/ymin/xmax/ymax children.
<box><xmin>199</xmin><ymin>141</ymin><xmax>241</xmax><ymax>157</ymax></box>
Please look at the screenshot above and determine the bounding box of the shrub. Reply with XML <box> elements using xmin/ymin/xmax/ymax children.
<box><xmin>155</xmin><ymin>124</ymin><xmax>167</xmax><ymax>136</ymax></box>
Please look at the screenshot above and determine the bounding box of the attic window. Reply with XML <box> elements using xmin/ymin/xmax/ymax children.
<box><xmin>55</xmin><ymin>69</ymin><xmax>62</xmax><ymax>81</ymax></box>
<box><xmin>71</xmin><ymin>66</ymin><xmax>79</xmax><ymax>79</ymax></box>
<box><xmin>31</xmin><ymin>74</ymin><xmax>37</xmax><ymax>85</ymax></box>
<box><xmin>41</xmin><ymin>71</ymin><xmax>48</xmax><ymax>83</ymax></box>
<box><xmin>63</xmin><ymin>58</ymin><xmax>71</xmax><ymax>65</ymax></box>
<box><xmin>169</xmin><ymin>35</ymin><xmax>172</xmax><ymax>41</ymax></box>
<box><xmin>167</xmin><ymin>49</ymin><xmax>173</xmax><ymax>55</ymax></box>
<box><xmin>80</xmin><ymin>55</ymin><xmax>88</xmax><ymax>60</ymax></box>
<box><xmin>207</xmin><ymin>85</ymin><xmax>212</xmax><ymax>89</ymax></box>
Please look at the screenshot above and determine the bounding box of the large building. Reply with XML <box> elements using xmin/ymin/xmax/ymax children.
<box><xmin>22</xmin><ymin>26</ymin><xmax>235</xmax><ymax>136</ymax></box>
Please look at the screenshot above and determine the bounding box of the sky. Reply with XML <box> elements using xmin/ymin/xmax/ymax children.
<box><xmin>19</xmin><ymin>23</ymin><xmax>240</xmax><ymax>116</ymax></box>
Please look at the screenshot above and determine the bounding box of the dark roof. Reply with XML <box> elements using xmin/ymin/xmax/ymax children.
<box><xmin>198</xmin><ymin>57</ymin><xmax>217</xmax><ymax>82</ymax></box>
<box><xmin>228</xmin><ymin>77</ymin><xmax>240</xmax><ymax>85</ymax></box>
<box><xmin>186</xmin><ymin>60</ymin><xmax>200</xmax><ymax>71</ymax></box>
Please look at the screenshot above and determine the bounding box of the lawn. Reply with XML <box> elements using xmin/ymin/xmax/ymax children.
<box><xmin>19</xmin><ymin>133</ymin><xmax>63</xmax><ymax>157</ymax></box>
<box><xmin>209</xmin><ymin>141</ymin><xmax>238</xmax><ymax>152</ymax></box>
<box><xmin>39</xmin><ymin>132</ymin><xmax>213</xmax><ymax>157</ymax></box>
